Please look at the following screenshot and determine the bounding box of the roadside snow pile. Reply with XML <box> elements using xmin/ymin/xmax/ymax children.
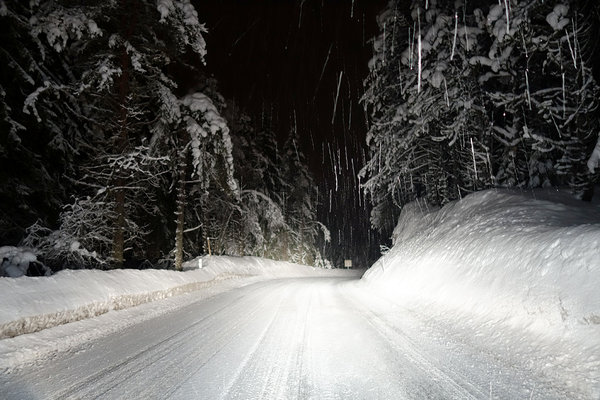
<box><xmin>361</xmin><ymin>189</ymin><xmax>600</xmax><ymax>394</ymax></box>
<box><xmin>363</xmin><ymin>189</ymin><xmax>600</xmax><ymax>332</ymax></box>
<box><xmin>0</xmin><ymin>256</ymin><xmax>340</xmax><ymax>339</ymax></box>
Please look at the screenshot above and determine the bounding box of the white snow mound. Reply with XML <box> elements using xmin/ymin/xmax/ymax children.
<box><xmin>362</xmin><ymin>189</ymin><xmax>600</xmax><ymax>396</ymax></box>
<box><xmin>363</xmin><ymin>188</ymin><xmax>600</xmax><ymax>338</ymax></box>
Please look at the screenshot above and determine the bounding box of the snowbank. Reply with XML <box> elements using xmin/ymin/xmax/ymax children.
<box><xmin>361</xmin><ymin>189</ymin><xmax>600</xmax><ymax>393</ymax></box>
<box><xmin>0</xmin><ymin>256</ymin><xmax>342</xmax><ymax>339</ymax></box>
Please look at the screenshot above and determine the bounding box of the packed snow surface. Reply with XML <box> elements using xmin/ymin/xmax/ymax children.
<box><xmin>0</xmin><ymin>275</ymin><xmax>584</xmax><ymax>399</ymax></box>
<box><xmin>362</xmin><ymin>189</ymin><xmax>600</xmax><ymax>397</ymax></box>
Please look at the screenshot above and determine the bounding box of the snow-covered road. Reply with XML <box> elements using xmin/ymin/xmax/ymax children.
<box><xmin>0</xmin><ymin>274</ymin><xmax>580</xmax><ymax>399</ymax></box>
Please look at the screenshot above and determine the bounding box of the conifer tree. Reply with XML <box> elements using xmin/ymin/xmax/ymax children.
<box><xmin>22</xmin><ymin>0</ymin><xmax>236</xmax><ymax>267</ymax></box>
<box><xmin>0</xmin><ymin>1</ymin><xmax>91</xmax><ymax>243</ymax></box>
<box><xmin>362</xmin><ymin>0</ymin><xmax>600</xmax><ymax>235</ymax></box>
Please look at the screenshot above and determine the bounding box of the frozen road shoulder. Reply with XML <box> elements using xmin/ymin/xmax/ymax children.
<box><xmin>0</xmin><ymin>274</ymin><xmax>582</xmax><ymax>399</ymax></box>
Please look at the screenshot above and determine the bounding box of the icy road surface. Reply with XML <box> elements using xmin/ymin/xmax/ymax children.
<box><xmin>0</xmin><ymin>275</ymin><xmax>577</xmax><ymax>399</ymax></box>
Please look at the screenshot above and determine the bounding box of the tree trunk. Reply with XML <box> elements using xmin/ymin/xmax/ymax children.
<box><xmin>174</xmin><ymin>151</ymin><xmax>187</xmax><ymax>271</ymax></box>
<box><xmin>112</xmin><ymin>182</ymin><xmax>126</xmax><ymax>268</ymax></box>
<box><xmin>111</xmin><ymin>60</ymin><xmax>130</xmax><ymax>268</ymax></box>
<box><xmin>113</xmin><ymin>3</ymin><xmax>134</xmax><ymax>268</ymax></box>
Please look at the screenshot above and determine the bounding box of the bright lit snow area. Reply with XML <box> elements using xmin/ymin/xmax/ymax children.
<box><xmin>362</xmin><ymin>189</ymin><xmax>600</xmax><ymax>398</ymax></box>
<box><xmin>0</xmin><ymin>189</ymin><xmax>598</xmax><ymax>399</ymax></box>
<box><xmin>2</xmin><ymin>0</ymin><xmax>600</xmax><ymax>399</ymax></box>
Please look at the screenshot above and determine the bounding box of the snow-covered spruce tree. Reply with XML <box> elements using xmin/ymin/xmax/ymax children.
<box><xmin>0</xmin><ymin>1</ymin><xmax>93</xmax><ymax>244</ymax></box>
<box><xmin>170</xmin><ymin>91</ymin><xmax>237</xmax><ymax>269</ymax></box>
<box><xmin>247</xmin><ymin>126</ymin><xmax>299</xmax><ymax>259</ymax></box>
<box><xmin>281</xmin><ymin>129</ymin><xmax>329</xmax><ymax>265</ymax></box>
<box><xmin>184</xmin><ymin>98</ymin><xmax>331</xmax><ymax>266</ymax></box>
<box><xmin>227</xmin><ymin>112</ymin><xmax>270</xmax><ymax>256</ymax></box>
<box><xmin>474</xmin><ymin>1</ymin><xmax>599</xmax><ymax>198</ymax></box>
<box><xmin>360</xmin><ymin>0</ymin><xmax>416</xmax><ymax>234</ymax></box>
<box><xmin>226</xmin><ymin>108</ymin><xmax>296</xmax><ymax>259</ymax></box>
<box><xmin>27</xmin><ymin>0</ymin><xmax>212</xmax><ymax>267</ymax></box>
<box><xmin>362</xmin><ymin>0</ymin><xmax>600</xmax><ymax>236</ymax></box>
<box><xmin>361</xmin><ymin>0</ymin><xmax>493</xmax><ymax>233</ymax></box>
<box><xmin>397</xmin><ymin>1</ymin><xmax>494</xmax><ymax>204</ymax></box>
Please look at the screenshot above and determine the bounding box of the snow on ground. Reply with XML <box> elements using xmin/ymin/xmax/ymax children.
<box><xmin>4</xmin><ymin>275</ymin><xmax>556</xmax><ymax>399</ymax></box>
<box><xmin>0</xmin><ymin>256</ymin><xmax>344</xmax><ymax>340</ymax></box>
<box><xmin>0</xmin><ymin>256</ymin><xmax>354</xmax><ymax>373</ymax></box>
<box><xmin>361</xmin><ymin>188</ymin><xmax>600</xmax><ymax>397</ymax></box>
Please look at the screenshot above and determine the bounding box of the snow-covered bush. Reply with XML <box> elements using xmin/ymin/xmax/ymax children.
<box><xmin>313</xmin><ymin>254</ymin><xmax>333</xmax><ymax>269</ymax></box>
<box><xmin>22</xmin><ymin>221</ymin><xmax>107</xmax><ymax>270</ymax></box>
<box><xmin>0</xmin><ymin>246</ymin><xmax>51</xmax><ymax>277</ymax></box>
<box><xmin>19</xmin><ymin>188</ymin><xmax>151</xmax><ymax>269</ymax></box>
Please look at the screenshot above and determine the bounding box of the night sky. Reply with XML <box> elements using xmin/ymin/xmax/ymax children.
<box><xmin>195</xmin><ymin>0</ymin><xmax>388</xmax><ymax>267</ymax></box>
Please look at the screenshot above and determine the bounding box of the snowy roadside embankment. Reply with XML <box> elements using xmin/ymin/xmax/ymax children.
<box><xmin>361</xmin><ymin>189</ymin><xmax>600</xmax><ymax>395</ymax></box>
<box><xmin>0</xmin><ymin>256</ymin><xmax>344</xmax><ymax>340</ymax></box>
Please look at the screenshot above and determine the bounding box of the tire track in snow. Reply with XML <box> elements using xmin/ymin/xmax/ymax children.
<box><xmin>54</xmin><ymin>281</ymin><xmax>278</xmax><ymax>399</ymax></box>
<box><xmin>300</xmin><ymin>282</ymin><xmax>339</xmax><ymax>400</ymax></box>
<box><xmin>293</xmin><ymin>283</ymin><xmax>314</xmax><ymax>399</ymax></box>
<box><xmin>172</xmin><ymin>282</ymin><xmax>290</xmax><ymax>399</ymax></box>
<box><xmin>129</xmin><ymin>281</ymin><xmax>291</xmax><ymax>400</ymax></box>
<box><xmin>340</xmin><ymin>283</ymin><xmax>482</xmax><ymax>399</ymax></box>
<box><xmin>280</xmin><ymin>278</ymin><xmax>415</xmax><ymax>399</ymax></box>
<box><xmin>220</xmin><ymin>281</ymin><xmax>313</xmax><ymax>399</ymax></box>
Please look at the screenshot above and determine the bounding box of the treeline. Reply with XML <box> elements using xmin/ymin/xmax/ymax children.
<box><xmin>0</xmin><ymin>1</ymin><xmax>330</xmax><ymax>270</ymax></box>
<box><xmin>361</xmin><ymin>0</ymin><xmax>600</xmax><ymax>234</ymax></box>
